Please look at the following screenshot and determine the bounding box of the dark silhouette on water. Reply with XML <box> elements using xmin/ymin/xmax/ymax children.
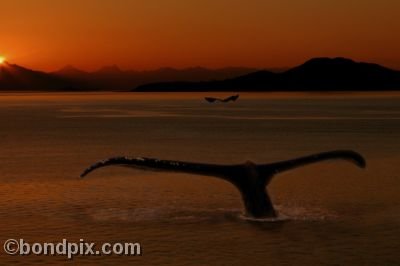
<box><xmin>80</xmin><ymin>150</ymin><xmax>366</xmax><ymax>218</ymax></box>
<box><xmin>205</xmin><ymin>94</ymin><xmax>239</xmax><ymax>103</ymax></box>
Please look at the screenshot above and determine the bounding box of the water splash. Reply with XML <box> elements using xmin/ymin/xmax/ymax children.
<box><xmin>85</xmin><ymin>205</ymin><xmax>337</xmax><ymax>223</ymax></box>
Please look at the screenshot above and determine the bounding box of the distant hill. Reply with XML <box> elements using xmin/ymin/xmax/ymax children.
<box><xmin>0</xmin><ymin>62</ymin><xmax>81</xmax><ymax>91</ymax></box>
<box><xmin>2</xmin><ymin>58</ymin><xmax>400</xmax><ymax>91</ymax></box>
<box><xmin>134</xmin><ymin>57</ymin><xmax>400</xmax><ymax>92</ymax></box>
<box><xmin>0</xmin><ymin>62</ymin><xmax>258</xmax><ymax>91</ymax></box>
<box><xmin>55</xmin><ymin>65</ymin><xmax>89</xmax><ymax>78</ymax></box>
<box><xmin>51</xmin><ymin>66</ymin><xmax>258</xmax><ymax>91</ymax></box>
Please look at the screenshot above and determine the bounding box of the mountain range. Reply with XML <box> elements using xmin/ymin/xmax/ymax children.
<box><xmin>1</xmin><ymin>57</ymin><xmax>400</xmax><ymax>91</ymax></box>
<box><xmin>135</xmin><ymin>57</ymin><xmax>400</xmax><ymax>92</ymax></box>
<box><xmin>0</xmin><ymin>62</ymin><xmax>258</xmax><ymax>91</ymax></box>
<box><xmin>0</xmin><ymin>62</ymin><xmax>74</xmax><ymax>91</ymax></box>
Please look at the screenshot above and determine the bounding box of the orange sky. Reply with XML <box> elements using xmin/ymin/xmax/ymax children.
<box><xmin>1</xmin><ymin>0</ymin><xmax>400</xmax><ymax>71</ymax></box>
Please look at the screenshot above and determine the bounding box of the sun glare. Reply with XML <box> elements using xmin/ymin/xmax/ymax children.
<box><xmin>0</xmin><ymin>56</ymin><xmax>5</xmax><ymax>64</ymax></box>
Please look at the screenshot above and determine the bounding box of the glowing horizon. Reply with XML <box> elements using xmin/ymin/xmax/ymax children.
<box><xmin>1</xmin><ymin>1</ymin><xmax>400</xmax><ymax>72</ymax></box>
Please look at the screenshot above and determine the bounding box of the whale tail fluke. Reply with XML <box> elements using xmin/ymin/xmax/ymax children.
<box><xmin>80</xmin><ymin>156</ymin><xmax>236</xmax><ymax>181</ymax></box>
<box><xmin>80</xmin><ymin>150</ymin><xmax>366</xmax><ymax>218</ymax></box>
<box><xmin>205</xmin><ymin>94</ymin><xmax>239</xmax><ymax>103</ymax></box>
<box><xmin>258</xmin><ymin>150</ymin><xmax>366</xmax><ymax>177</ymax></box>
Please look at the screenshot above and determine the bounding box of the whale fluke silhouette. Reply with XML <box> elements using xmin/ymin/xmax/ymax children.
<box><xmin>205</xmin><ymin>94</ymin><xmax>239</xmax><ymax>103</ymax></box>
<box><xmin>80</xmin><ymin>150</ymin><xmax>366</xmax><ymax>218</ymax></box>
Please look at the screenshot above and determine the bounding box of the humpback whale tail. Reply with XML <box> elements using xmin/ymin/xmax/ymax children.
<box><xmin>80</xmin><ymin>150</ymin><xmax>366</xmax><ymax>218</ymax></box>
<box><xmin>205</xmin><ymin>94</ymin><xmax>239</xmax><ymax>103</ymax></box>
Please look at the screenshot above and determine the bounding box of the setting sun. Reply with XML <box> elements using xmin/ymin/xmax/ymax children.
<box><xmin>0</xmin><ymin>56</ymin><xmax>5</xmax><ymax>64</ymax></box>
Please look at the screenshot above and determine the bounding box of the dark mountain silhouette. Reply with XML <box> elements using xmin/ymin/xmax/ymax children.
<box><xmin>94</xmin><ymin>65</ymin><xmax>123</xmax><ymax>75</ymax></box>
<box><xmin>55</xmin><ymin>65</ymin><xmax>89</xmax><ymax>78</ymax></box>
<box><xmin>51</xmin><ymin>65</ymin><xmax>258</xmax><ymax>91</ymax></box>
<box><xmin>2</xmin><ymin>57</ymin><xmax>399</xmax><ymax>91</ymax></box>
<box><xmin>134</xmin><ymin>57</ymin><xmax>400</xmax><ymax>92</ymax></box>
<box><xmin>0</xmin><ymin>62</ymin><xmax>78</xmax><ymax>91</ymax></box>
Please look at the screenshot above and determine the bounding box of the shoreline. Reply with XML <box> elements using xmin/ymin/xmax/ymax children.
<box><xmin>0</xmin><ymin>91</ymin><xmax>400</xmax><ymax>101</ymax></box>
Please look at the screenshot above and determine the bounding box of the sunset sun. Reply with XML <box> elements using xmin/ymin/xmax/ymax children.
<box><xmin>0</xmin><ymin>56</ymin><xmax>5</xmax><ymax>64</ymax></box>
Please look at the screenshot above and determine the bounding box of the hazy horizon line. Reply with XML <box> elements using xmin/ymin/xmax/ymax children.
<box><xmin>2</xmin><ymin>61</ymin><xmax>289</xmax><ymax>74</ymax></box>
<box><xmin>2</xmin><ymin>56</ymin><xmax>399</xmax><ymax>74</ymax></box>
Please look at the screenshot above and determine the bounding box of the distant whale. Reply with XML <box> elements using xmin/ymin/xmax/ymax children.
<box><xmin>80</xmin><ymin>150</ymin><xmax>366</xmax><ymax>218</ymax></box>
<box><xmin>205</xmin><ymin>94</ymin><xmax>239</xmax><ymax>103</ymax></box>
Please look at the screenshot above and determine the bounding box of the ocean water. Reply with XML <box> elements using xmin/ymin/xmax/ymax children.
<box><xmin>0</xmin><ymin>92</ymin><xmax>399</xmax><ymax>265</ymax></box>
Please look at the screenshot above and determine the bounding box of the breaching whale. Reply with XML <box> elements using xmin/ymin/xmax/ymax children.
<box><xmin>80</xmin><ymin>150</ymin><xmax>366</xmax><ymax>218</ymax></box>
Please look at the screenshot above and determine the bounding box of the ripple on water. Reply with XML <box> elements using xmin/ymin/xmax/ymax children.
<box><xmin>84</xmin><ymin>204</ymin><xmax>338</xmax><ymax>224</ymax></box>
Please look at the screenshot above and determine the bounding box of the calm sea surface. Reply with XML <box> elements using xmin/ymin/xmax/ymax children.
<box><xmin>0</xmin><ymin>92</ymin><xmax>399</xmax><ymax>265</ymax></box>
